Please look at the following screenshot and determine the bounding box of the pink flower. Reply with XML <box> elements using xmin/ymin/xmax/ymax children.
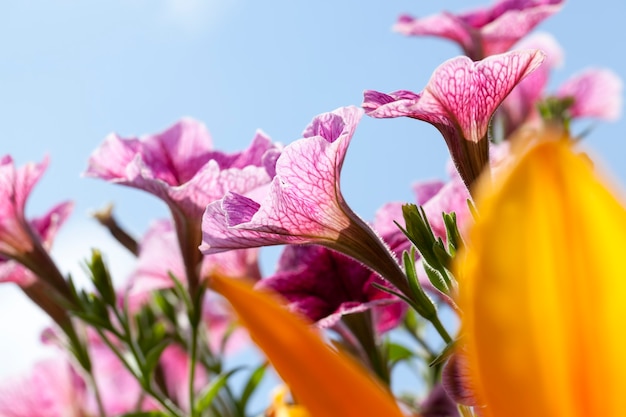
<box><xmin>0</xmin><ymin>358</ymin><xmax>87</xmax><ymax>417</ymax></box>
<box><xmin>364</xmin><ymin>50</ymin><xmax>545</xmax><ymax>191</ymax></box>
<box><xmin>0</xmin><ymin>156</ymin><xmax>74</xmax><ymax>321</ymax></box>
<box><xmin>555</xmin><ymin>68</ymin><xmax>623</xmax><ymax>121</ymax></box>
<box><xmin>124</xmin><ymin>218</ymin><xmax>251</xmax><ymax>355</ymax></box>
<box><xmin>201</xmin><ymin>106</ymin><xmax>411</xmax><ymax>296</ymax></box>
<box><xmin>395</xmin><ymin>0</ymin><xmax>564</xmax><ymax>60</ymax></box>
<box><xmin>499</xmin><ymin>32</ymin><xmax>564</xmax><ymax>135</ymax></box>
<box><xmin>257</xmin><ymin>244</ymin><xmax>405</xmax><ymax>333</ymax></box>
<box><xmin>126</xmin><ymin>218</ymin><xmax>260</xmax><ymax>303</ymax></box>
<box><xmin>0</xmin><ymin>156</ymin><xmax>49</xmax><ymax>258</ymax></box>
<box><xmin>85</xmin><ymin>119</ymin><xmax>275</xmax><ymax>293</ymax></box>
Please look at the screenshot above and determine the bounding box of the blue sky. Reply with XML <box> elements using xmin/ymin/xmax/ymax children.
<box><xmin>1</xmin><ymin>0</ymin><xmax>625</xmax><ymax>388</ymax></box>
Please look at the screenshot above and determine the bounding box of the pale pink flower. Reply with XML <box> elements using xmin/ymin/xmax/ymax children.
<box><xmin>0</xmin><ymin>156</ymin><xmax>49</xmax><ymax>258</ymax></box>
<box><xmin>0</xmin><ymin>358</ymin><xmax>87</xmax><ymax>417</ymax></box>
<box><xmin>201</xmin><ymin>106</ymin><xmax>411</xmax><ymax>296</ymax></box>
<box><xmin>0</xmin><ymin>156</ymin><xmax>74</xmax><ymax>318</ymax></box>
<box><xmin>85</xmin><ymin>119</ymin><xmax>275</xmax><ymax>293</ymax></box>
<box><xmin>555</xmin><ymin>68</ymin><xmax>623</xmax><ymax>121</ymax></box>
<box><xmin>126</xmin><ymin>219</ymin><xmax>260</xmax><ymax>303</ymax></box>
<box><xmin>395</xmin><ymin>0</ymin><xmax>564</xmax><ymax>60</ymax></box>
<box><xmin>499</xmin><ymin>32</ymin><xmax>564</xmax><ymax>135</ymax></box>
<box><xmin>0</xmin><ymin>202</ymin><xmax>73</xmax><ymax>287</ymax></box>
<box><xmin>364</xmin><ymin>50</ymin><xmax>545</xmax><ymax>190</ymax></box>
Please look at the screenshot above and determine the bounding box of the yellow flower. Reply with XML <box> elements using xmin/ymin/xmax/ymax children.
<box><xmin>211</xmin><ymin>274</ymin><xmax>404</xmax><ymax>417</ymax></box>
<box><xmin>266</xmin><ymin>385</ymin><xmax>311</xmax><ymax>417</ymax></box>
<box><xmin>458</xmin><ymin>136</ymin><xmax>626</xmax><ymax>416</ymax></box>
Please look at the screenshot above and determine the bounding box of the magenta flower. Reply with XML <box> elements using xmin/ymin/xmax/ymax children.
<box><xmin>394</xmin><ymin>0</ymin><xmax>564</xmax><ymax>60</ymax></box>
<box><xmin>201</xmin><ymin>106</ymin><xmax>410</xmax><ymax>296</ymax></box>
<box><xmin>554</xmin><ymin>68</ymin><xmax>623</xmax><ymax>121</ymax></box>
<box><xmin>363</xmin><ymin>49</ymin><xmax>545</xmax><ymax>191</ymax></box>
<box><xmin>0</xmin><ymin>358</ymin><xmax>87</xmax><ymax>417</ymax></box>
<box><xmin>85</xmin><ymin>119</ymin><xmax>275</xmax><ymax>293</ymax></box>
<box><xmin>257</xmin><ymin>244</ymin><xmax>405</xmax><ymax>333</ymax></box>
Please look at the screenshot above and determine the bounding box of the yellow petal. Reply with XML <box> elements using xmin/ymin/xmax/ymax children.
<box><xmin>459</xmin><ymin>137</ymin><xmax>626</xmax><ymax>417</ymax></box>
<box><xmin>211</xmin><ymin>275</ymin><xmax>404</xmax><ymax>417</ymax></box>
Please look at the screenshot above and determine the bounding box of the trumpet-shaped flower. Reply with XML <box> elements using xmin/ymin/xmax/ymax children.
<box><xmin>364</xmin><ymin>50</ymin><xmax>545</xmax><ymax>191</ymax></box>
<box><xmin>211</xmin><ymin>274</ymin><xmax>405</xmax><ymax>417</ymax></box>
<box><xmin>458</xmin><ymin>137</ymin><xmax>626</xmax><ymax>416</ymax></box>
<box><xmin>85</xmin><ymin>119</ymin><xmax>275</xmax><ymax>293</ymax></box>
<box><xmin>394</xmin><ymin>0</ymin><xmax>564</xmax><ymax>60</ymax></box>
<box><xmin>257</xmin><ymin>244</ymin><xmax>404</xmax><ymax>333</ymax></box>
<box><xmin>0</xmin><ymin>156</ymin><xmax>74</xmax><ymax>308</ymax></box>
<box><xmin>0</xmin><ymin>201</ymin><xmax>73</xmax><ymax>287</ymax></box>
<box><xmin>127</xmin><ymin>218</ymin><xmax>260</xmax><ymax>300</ymax></box>
<box><xmin>202</xmin><ymin>106</ymin><xmax>410</xmax><ymax>295</ymax></box>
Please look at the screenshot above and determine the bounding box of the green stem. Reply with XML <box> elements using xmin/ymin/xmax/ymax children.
<box><xmin>430</xmin><ymin>315</ymin><xmax>453</xmax><ymax>344</ymax></box>
<box><xmin>95</xmin><ymin>328</ymin><xmax>186</xmax><ymax>417</ymax></box>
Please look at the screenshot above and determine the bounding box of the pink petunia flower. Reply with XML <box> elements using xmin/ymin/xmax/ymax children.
<box><xmin>0</xmin><ymin>155</ymin><xmax>75</xmax><ymax>323</ymax></box>
<box><xmin>126</xmin><ymin>218</ymin><xmax>260</xmax><ymax>303</ymax></box>
<box><xmin>394</xmin><ymin>0</ymin><xmax>564</xmax><ymax>60</ymax></box>
<box><xmin>363</xmin><ymin>50</ymin><xmax>545</xmax><ymax>192</ymax></box>
<box><xmin>554</xmin><ymin>68</ymin><xmax>623</xmax><ymax>122</ymax></box>
<box><xmin>0</xmin><ymin>358</ymin><xmax>87</xmax><ymax>417</ymax></box>
<box><xmin>499</xmin><ymin>32</ymin><xmax>564</xmax><ymax>135</ymax></box>
<box><xmin>125</xmin><ymin>218</ymin><xmax>251</xmax><ymax>354</ymax></box>
<box><xmin>85</xmin><ymin>119</ymin><xmax>276</xmax><ymax>294</ymax></box>
<box><xmin>201</xmin><ymin>106</ymin><xmax>411</xmax><ymax>297</ymax></box>
<box><xmin>0</xmin><ymin>201</ymin><xmax>73</xmax><ymax>287</ymax></box>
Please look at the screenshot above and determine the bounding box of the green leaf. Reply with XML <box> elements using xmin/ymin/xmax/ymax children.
<box><xmin>194</xmin><ymin>367</ymin><xmax>244</xmax><ymax>414</ymax></box>
<box><xmin>238</xmin><ymin>362</ymin><xmax>268</xmax><ymax>411</ymax></box>
<box><xmin>429</xmin><ymin>339</ymin><xmax>458</xmax><ymax>367</ymax></box>
<box><xmin>142</xmin><ymin>339</ymin><xmax>170</xmax><ymax>379</ymax></box>
<box><xmin>387</xmin><ymin>342</ymin><xmax>414</xmax><ymax>368</ymax></box>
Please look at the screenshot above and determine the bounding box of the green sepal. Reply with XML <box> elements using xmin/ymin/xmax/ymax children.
<box><xmin>403</xmin><ymin>250</ymin><xmax>437</xmax><ymax>320</ymax></box>
<box><xmin>87</xmin><ymin>249</ymin><xmax>116</xmax><ymax>306</ymax></box>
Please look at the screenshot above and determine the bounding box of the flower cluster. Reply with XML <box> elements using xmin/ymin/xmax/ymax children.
<box><xmin>1</xmin><ymin>0</ymin><xmax>624</xmax><ymax>416</ymax></box>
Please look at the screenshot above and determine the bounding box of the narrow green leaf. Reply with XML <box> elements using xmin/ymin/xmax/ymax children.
<box><xmin>238</xmin><ymin>362</ymin><xmax>268</xmax><ymax>411</ymax></box>
<box><xmin>194</xmin><ymin>367</ymin><xmax>244</xmax><ymax>414</ymax></box>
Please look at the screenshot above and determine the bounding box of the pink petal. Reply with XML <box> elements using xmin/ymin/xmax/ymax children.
<box><xmin>0</xmin><ymin>156</ymin><xmax>49</xmax><ymax>256</ymax></box>
<box><xmin>0</xmin><ymin>358</ymin><xmax>86</xmax><ymax>417</ymax></box>
<box><xmin>127</xmin><ymin>219</ymin><xmax>260</xmax><ymax>309</ymax></box>
<box><xmin>500</xmin><ymin>33</ymin><xmax>564</xmax><ymax>132</ymax></box>
<box><xmin>423</xmin><ymin>49</ymin><xmax>546</xmax><ymax>143</ymax></box>
<box><xmin>85</xmin><ymin>119</ymin><xmax>275</xmax><ymax>220</ymax></box>
<box><xmin>394</xmin><ymin>0</ymin><xmax>564</xmax><ymax>60</ymax></box>
<box><xmin>556</xmin><ymin>68</ymin><xmax>623</xmax><ymax>121</ymax></box>
<box><xmin>201</xmin><ymin>106</ymin><xmax>364</xmax><ymax>252</ymax></box>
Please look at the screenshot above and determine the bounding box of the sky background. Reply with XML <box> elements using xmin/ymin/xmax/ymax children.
<box><xmin>1</xmin><ymin>0</ymin><xmax>625</xmax><ymax>401</ymax></box>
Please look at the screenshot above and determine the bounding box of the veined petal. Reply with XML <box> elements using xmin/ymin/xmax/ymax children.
<box><xmin>211</xmin><ymin>275</ymin><xmax>404</xmax><ymax>417</ymax></box>
<box><xmin>459</xmin><ymin>137</ymin><xmax>626</xmax><ymax>416</ymax></box>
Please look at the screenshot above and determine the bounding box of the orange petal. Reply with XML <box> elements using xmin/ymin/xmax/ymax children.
<box><xmin>211</xmin><ymin>275</ymin><xmax>404</xmax><ymax>417</ymax></box>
